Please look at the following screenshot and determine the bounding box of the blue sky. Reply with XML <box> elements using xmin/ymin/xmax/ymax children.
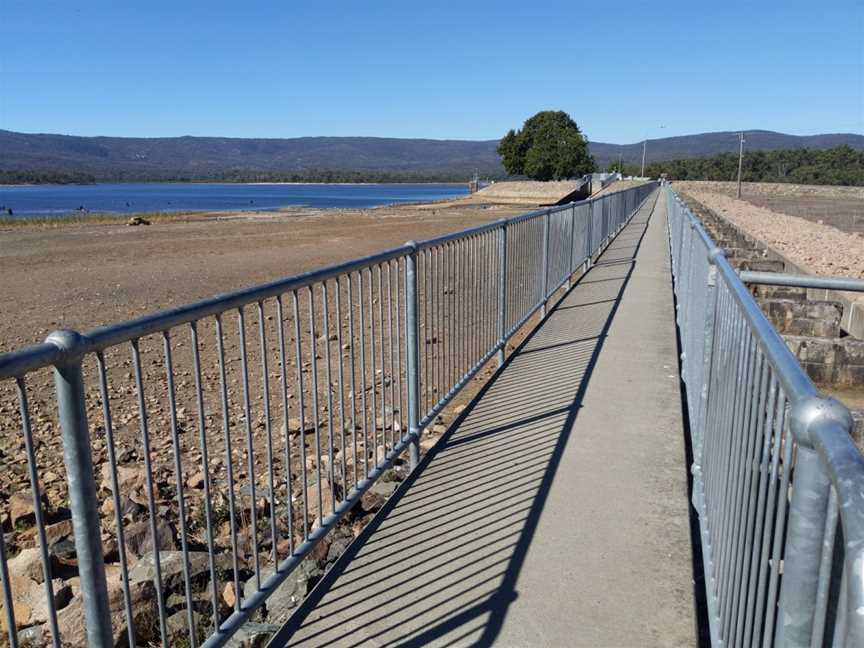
<box><xmin>1</xmin><ymin>0</ymin><xmax>862</xmax><ymax>144</ymax></box>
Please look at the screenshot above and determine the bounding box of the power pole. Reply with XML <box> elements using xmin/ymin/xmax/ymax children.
<box><xmin>736</xmin><ymin>132</ymin><xmax>745</xmax><ymax>198</ymax></box>
<box><xmin>641</xmin><ymin>140</ymin><xmax>647</xmax><ymax>177</ymax></box>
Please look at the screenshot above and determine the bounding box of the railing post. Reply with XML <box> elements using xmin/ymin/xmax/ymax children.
<box><xmin>404</xmin><ymin>242</ymin><xmax>421</xmax><ymax>471</ymax></box>
<box><xmin>540</xmin><ymin>208</ymin><xmax>550</xmax><ymax>317</ymax></box>
<box><xmin>697</xmin><ymin>247</ymin><xmax>724</xmax><ymax>462</ymax></box>
<box><xmin>586</xmin><ymin>200</ymin><xmax>594</xmax><ymax>270</ymax></box>
<box><xmin>497</xmin><ymin>222</ymin><xmax>507</xmax><ymax>367</ymax></box>
<box><xmin>46</xmin><ymin>330</ymin><xmax>112</xmax><ymax>648</ymax></box>
<box><xmin>776</xmin><ymin>397</ymin><xmax>846</xmax><ymax>647</ymax></box>
<box><xmin>567</xmin><ymin>203</ymin><xmax>576</xmax><ymax>290</ymax></box>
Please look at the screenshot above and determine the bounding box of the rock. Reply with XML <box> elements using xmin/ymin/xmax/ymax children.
<box><xmin>186</xmin><ymin>471</ymin><xmax>205</xmax><ymax>489</ymax></box>
<box><xmin>57</xmin><ymin>580</ymin><xmax>159</xmax><ymax>648</ymax></box>
<box><xmin>430</xmin><ymin>424</ymin><xmax>447</xmax><ymax>435</ymax></box>
<box><xmin>50</xmin><ymin>539</ymin><xmax>78</xmax><ymax>567</ymax></box>
<box><xmin>282</xmin><ymin>417</ymin><xmax>315</xmax><ymax>435</ymax></box>
<box><xmin>360</xmin><ymin>479</ymin><xmax>398</xmax><ymax>513</ymax></box>
<box><xmin>223</xmin><ymin>581</ymin><xmax>237</xmax><ymax>609</ymax></box>
<box><xmin>420</xmin><ymin>435</ymin><xmax>437</xmax><ymax>453</ymax></box>
<box><xmin>326</xmin><ymin>530</ymin><xmax>353</xmax><ymax>563</ymax></box>
<box><xmin>0</xmin><ymin>573</ymin><xmax>34</xmax><ymax>631</ymax></box>
<box><xmin>44</xmin><ymin>519</ymin><xmax>74</xmax><ymax>547</ymax></box>
<box><xmin>306</xmin><ymin>479</ymin><xmax>335</xmax><ymax>520</ymax></box>
<box><xmin>242</xmin><ymin>561</ymin><xmax>319</xmax><ymax>616</ymax></box>
<box><xmin>126</xmin><ymin>216</ymin><xmax>151</xmax><ymax>226</ymax></box>
<box><xmin>308</xmin><ymin>535</ymin><xmax>332</xmax><ymax>562</ymax></box>
<box><xmin>123</xmin><ymin>519</ymin><xmax>178</xmax><ymax>559</ymax></box>
<box><xmin>128</xmin><ymin>550</ymin><xmax>230</xmax><ymax>588</ymax></box>
<box><xmin>224</xmin><ymin>622</ymin><xmax>280</xmax><ymax>648</ymax></box>
<box><xmin>0</xmin><ymin>575</ymin><xmax>71</xmax><ymax>631</ymax></box>
<box><xmin>453</xmin><ymin>404</ymin><xmax>467</xmax><ymax>415</ymax></box>
<box><xmin>100</xmin><ymin>464</ymin><xmax>149</xmax><ymax>506</ymax></box>
<box><xmin>30</xmin><ymin>579</ymin><xmax>73</xmax><ymax>624</ymax></box>
<box><xmin>100</xmin><ymin>494</ymin><xmax>145</xmax><ymax>521</ymax></box>
<box><xmin>352</xmin><ymin>514</ymin><xmax>374</xmax><ymax>538</ymax></box>
<box><xmin>16</xmin><ymin>623</ymin><xmax>46</xmax><ymax>645</ymax></box>
<box><xmin>7</xmin><ymin>548</ymin><xmax>49</xmax><ymax>583</ymax></box>
<box><xmin>166</xmin><ymin>608</ymin><xmax>202</xmax><ymax>639</ymax></box>
<box><xmin>9</xmin><ymin>492</ymin><xmax>39</xmax><ymax>528</ymax></box>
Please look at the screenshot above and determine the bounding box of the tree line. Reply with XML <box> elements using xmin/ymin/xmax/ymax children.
<box><xmin>608</xmin><ymin>145</ymin><xmax>864</xmax><ymax>186</ymax></box>
<box><xmin>0</xmin><ymin>167</ymin><xmax>473</xmax><ymax>185</ymax></box>
<box><xmin>0</xmin><ymin>169</ymin><xmax>98</xmax><ymax>184</ymax></box>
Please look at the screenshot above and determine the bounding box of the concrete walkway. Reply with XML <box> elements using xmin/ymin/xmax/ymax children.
<box><xmin>275</xmin><ymin>190</ymin><xmax>696</xmax><ymax>647</ymax></box>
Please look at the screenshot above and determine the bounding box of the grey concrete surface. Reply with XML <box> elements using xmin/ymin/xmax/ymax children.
<box><xmin>275</xmin><ymin>190</ymin><xmax>696</xmax><ymax>647</ymax></box>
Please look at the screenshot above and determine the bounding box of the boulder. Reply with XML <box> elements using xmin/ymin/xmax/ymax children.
<box><xmin>44</xmin><ymin>519</ymin><xmax>74</xmax><ymax>547</ymax></box>
<box><xmin>128</xmin><ymin>550</ymin><xmax>230</xmax><ymax>588</ymax></box>
<box><xmin>123</xmin><ymin>519</ymin><xmax>178</xmax><ymax>559</ymax></box>
<box><xmin>281</xmin><ymin>418</ymin><xmax>315</xmax><ymax>435</ymax></box>
<box><xmin>100</xmin><ymin>494</ymin><xmax>145</xmax><ymax>521</ymax></box>
<box><xmin>57</xmin><ymin>580</ymin><xmax>159</xmax><ymax>648</ymax></box>
<box><xmin>326</xmin><ymin>528</ymin><xmax>353</xmax><ymax>563</ymax></box>
<box><xmin>166</xmin><ymin>608</ymin><xmax>202</xmax><ymax>640</ymax></box>
<box><xmin>360</xmin><ymin>480</ymin><xmax>398</xmax><ymax>513</ymax></box>
<box><xmin>126</xmin><ymin>216</ymin><xmax>151</xmax><ymax>226</ymax></box>
<box><xmin>9</xmin><ymin>493</ymin><xmax>40</xmax><ymax>528</ymax></box>
<box><xmin>100</xmin><ymin>464</ymin><xmax>149</xmax><ymax>506</ymax></box>
<box><xmin>0</xmin><ymin>575</ymin><xmax>72</xmax><ymax>631</ymax></box>
<box><xmin>241</xmin><ymin>561</ymin><xmax>320</xmax><ymax>617</ymax></box>
<box><xmin>50</xmin><ymin>539</ymin><xmax>78</xmax><ymax>567</ymax></box>
<box><xmin>7</xmin><ymin>548</ymin><xmax>49</xmax><ymax>583</ymax></box>
<box><xmin>224</xmin><ymin>622</ymin><xmax>280</xmax><ymax>648</ymax></box>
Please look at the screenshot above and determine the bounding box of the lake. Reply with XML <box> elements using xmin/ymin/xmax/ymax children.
<box><xmin>0</xmin><ymin>182</ymin><xmax>470</xmax><ymax>218</ymax></box>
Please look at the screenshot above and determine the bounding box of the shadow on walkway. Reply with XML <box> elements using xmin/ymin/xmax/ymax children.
<box><xmin>272</xmin><ymin>200</ymin><xmax>657</xmax><ymax>647</ymax></box>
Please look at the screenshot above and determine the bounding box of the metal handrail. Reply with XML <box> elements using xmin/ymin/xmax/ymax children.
<box><xmin>0</xmin><ymin>182</ymin><xmax>656</xmax><ymax>648</ymax></box>
<box><xmin>739</xmin><ymin>270</ymin><xmax>864</xmax><ymax>293</ymax></box>
<box><xmin>666</xmin><ymin>186</ymin><xmax>864</xmax><ymax>647</ymax></box>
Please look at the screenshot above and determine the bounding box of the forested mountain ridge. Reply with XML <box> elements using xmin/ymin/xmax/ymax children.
<box><xmin>1</xmin><ymin>128</ymin><xmax>861</xmax><ymax>182</ymax></box>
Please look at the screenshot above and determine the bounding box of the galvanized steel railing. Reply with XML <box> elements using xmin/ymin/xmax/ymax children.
<box><xmin>666</xmin><ymin>186</ymin><xmax>864</xmax><ymax>647</ymax></box>
<box><xmin>0</xmin><ymin>182</ymin><xmax>656</xmax><ymax>648</ymax></box>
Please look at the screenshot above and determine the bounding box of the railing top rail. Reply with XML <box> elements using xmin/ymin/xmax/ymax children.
<box><xmin>0</xmin><ymin>183</ymin><xmax>650</xmax><ymax>381</ymax></box>
<box><xmin>739</xmin><ymin>270</ymin><xmax>864</xmax><ymax>293</ymax></box>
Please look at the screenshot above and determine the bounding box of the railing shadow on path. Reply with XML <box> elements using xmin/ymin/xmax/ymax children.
<box><xmin>269</xmin><ymin>202</ymin><xmax>656</xmax><ymax>648</ymax></box>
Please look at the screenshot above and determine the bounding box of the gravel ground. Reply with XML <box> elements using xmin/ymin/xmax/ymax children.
<box><xmin>675</xmin><ymin>181</ymin><xmax>864</xmax><ymax>235</ymax></box>
<box><xmin>674</xmin><ymin>185</ymin><xmax>864</xmax><ymax>280</ymax></box>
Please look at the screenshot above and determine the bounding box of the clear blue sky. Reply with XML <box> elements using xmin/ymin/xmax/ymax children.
<box><xmin>1</xmin><ymin>0</ymin><xmax>862</xmax><ymax>144</ymax></box>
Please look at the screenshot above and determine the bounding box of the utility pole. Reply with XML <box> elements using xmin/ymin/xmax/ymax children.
<box><xmin>641</xmin><ymin>140</ymin><xmax>647</xmax><ymax>177</ymax></box>
<box><xmin>736</xmin><ymin>132</ymin><xmax>745</xmax><ymax>198</ymax></box>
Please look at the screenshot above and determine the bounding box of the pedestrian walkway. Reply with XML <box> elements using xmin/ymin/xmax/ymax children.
<box><xmin>273</xmin><ymin>190</ymin><xmax>696</xmax><ymax>647</ymax></box>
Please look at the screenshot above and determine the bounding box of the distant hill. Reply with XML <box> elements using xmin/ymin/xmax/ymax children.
<box><xmin>1</xmin><ymin>129</ymin><xmax>862</xmax><ymax>181</ymax></box>
<box><xmin>592</xmin><ymin>130</ymin><xmax>864</xmax><ymax>169</ymax></box>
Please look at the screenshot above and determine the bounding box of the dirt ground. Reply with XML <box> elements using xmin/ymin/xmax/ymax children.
<box><xmin>0</xmin><ymin>203</ymin><xmax>519</xmax><ymax>352</ymax></box>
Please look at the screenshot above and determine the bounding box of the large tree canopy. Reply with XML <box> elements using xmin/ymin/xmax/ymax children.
<box><xmin>497</xmin><ymin>111</ymin><xmax>596</xmax><ymax>180</ymax></box>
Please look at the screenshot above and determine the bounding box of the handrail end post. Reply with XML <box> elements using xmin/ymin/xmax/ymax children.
<box><xmin>46</xmin><ymin>329</ymin><xmax>113</xmax><ymax>648</ymax></box>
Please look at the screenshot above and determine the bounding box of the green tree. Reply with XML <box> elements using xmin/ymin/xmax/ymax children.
<box><xmin>607</xmin><ymin>159</ymin><xmax>625</xmax><ymax>173</ymax></box>
<box><xmin>497</xmin><ymin>111</ymin><xmax>596</xmax><ymax>180</ymax></box>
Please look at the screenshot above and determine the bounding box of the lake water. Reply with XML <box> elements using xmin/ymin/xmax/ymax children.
<box><xmin>0</xmin><ymin>183</ymin><xmax>470</xmax><ymax>218</ymax></box>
